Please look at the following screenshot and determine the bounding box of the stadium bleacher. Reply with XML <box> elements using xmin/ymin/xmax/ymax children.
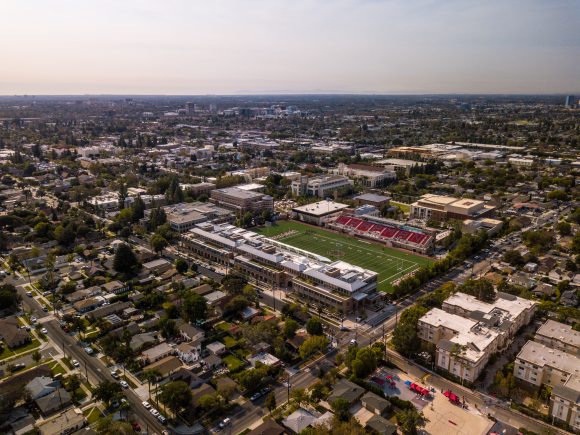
<box><xmin>331</xmin><ymin>214</ymin><xmax>432</xmax><ymax>248</ymax></box>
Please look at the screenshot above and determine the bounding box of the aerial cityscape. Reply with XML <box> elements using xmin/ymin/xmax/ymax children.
<box><xmin>0</xmin><ymin>2</ymin><xmax>579</xmax><ymax>435</ymax></box>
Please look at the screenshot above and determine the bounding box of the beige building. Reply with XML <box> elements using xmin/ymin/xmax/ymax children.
<box><xmin>535</xmin><ymin>320</ymin><xmax>580</xmax><ymax>357</ymax></box>
<box><xmin>418</xmin><ymin>292</ymin><xmax>536</xmax><ymax>382</ymax></box>
<box><xmin>180</xmin><ymin>223</ymin><xmax>377</xmax><ymax>314</ymax></box>
<box><xmin>411</xmin><ymin>194</ymin><xmax>495</xmax><ymax>222</ymax></box>
<box><xmin>334</xmin><ymin>163</ymin><xmax>396</xmax><ymax>188</ymax></box>
<box><xmin>418</xmin><ymin>308</ymin><xmax>499</xmax><ymax>382</ymax></box>
<box><xmin>291</xmin><ymin>175</ymin><xmax>352</xmax><ymax>198</ymax></box>
<box><xmin>210</xmin><ymin>187</ymin><xmax>273</xmax><ymax>215</ymax></box>
<box><xmin>514</xmin><ymin>340</ymin><xmax>580</xmax><ymax>432</ymax></box>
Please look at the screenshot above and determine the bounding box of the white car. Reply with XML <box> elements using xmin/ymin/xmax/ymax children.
<box><xmin>84</xmin><ymin>347</ymin><xmax>94</xmax><ymax>355</ymax></box>
<box><xmin>120</xmin><ymin>380</ymin><xmax>129</xmax><ymax>389</ymax></box>
<box><xmin>150</xmin><ymin>408</ymin><xmax>160</xmax><ymax>417</ymax></box>
<box><xmin>142</xmin><ymin>401</ymin><xmax>151</xmax><ymax>409</ymax></box>
<box><xmin>30</xmin><ymin>316</ymin><xmax>37</xmax><ymax>323</ymax></box>
<box><xmin>72</xmin><ymin>359</ymin><xmax>80</xmax><ymax>367</ymax></box>
<box><xmin>41</xmin><ymin>328</ymin><xmax>48</xmax><ymax>334</ymax></box>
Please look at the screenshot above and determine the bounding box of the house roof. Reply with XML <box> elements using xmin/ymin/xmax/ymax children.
<box><xmin>247</xmin><ymin>419</ymin><xmax>286</xmax><ymax>435</ymax></box>
<box><xmin>361</xmin><ymin>391</ymin><xmax>391</xmax><ymax>412</ymax></box>
<box><xmin>191</xmin><ymin>383</ymin><xmax>216</xmax><ymax>407</ymax></box>
<box><xmin>327</xmin><ymin>378</ymin><xmax>366</xmax><ymax>404</ymax></box>
<box><xmin>35</xmin><ymin>388</ymin><xmax>71</xmax><ymax>414</ymax></box>
<box><xmin>282</xmin><ymin>408</ymin><xmax>316</xmax><ymax>433</ymax></box>
<box><xmin>143</xmin><ymin>355</ymin><xmax>183</xmax><ymax>377</ymax></box>
<box><xmin>365</xmin><ymin>415</ymin><xmax>397</xmax><ymax>435</ymax></box>
<box><xmin>25</xmin><ymin>376</ymin><xmax>58</xmax><ymax>398</ymax></box>
<box><xmin>0</xmin><ymin>316</ymin><xmax>30</xmax><ymax>347</ymax></box>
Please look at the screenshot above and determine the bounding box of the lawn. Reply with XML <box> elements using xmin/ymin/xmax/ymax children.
<box><xmin>390</xmin><ymin>201</ymin><xmax>411</xmax><ymax>214</ymax></box>
<box><xmin>222</xmin><ymin>336</ymin><xmax>238</xmax><ymax>349</ymax></box>
<box><xmin>222</xmin><ymin>355</ymin><xmax>245</xmax><ymax>372</ymax></box>
<box><xmin>0</xmin><ymin>338</ymin><xmax>41</xmax><ymax>361</ymax></box>
<box><xmin>255</xmin><ymin>220</ymin><xmax>431</xmax><ymax>293</ymax></box>
<box><xmin>49</xmin><ymin>360</ymin><xmax>66</xmax><ymax>376</ymax></box>
<box><xmin>84</xmin><ymin>406</ymin><xmax>102</xmax><ymax>424</ymax></box>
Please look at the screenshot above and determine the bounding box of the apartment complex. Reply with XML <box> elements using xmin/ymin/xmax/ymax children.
<box><xmin>334</xmin><ymin>163</ymin><xmax>396</xmax><ymax>188</ymax></box>
<box><xmin>417</xmin><ymin>292</ymin><xmax>536</xmax><ymax>382</ymax></box>
<box><xmin>144</xmin><ymin>201</ymin><xmax>232</xmax><ymax>233</ymax></box>
<box><xmin>180</xmin><ymin>223</ymin><xmax>378</xmax><ymax>314</ymax></box>
<box><xmin>410</xmin><ymin>194</ymin><xmax>495</xmax><ymax>222</ymax></box>
<box><xmin>210</xmin><ymin>187</ymin><xmax>273</xmax><ymax>215</ymax></box>
<box><xmin>514</xmin><ymin>320</ymin><xmax>580</xmax><ymax>431</ymax></box>
<box><xmin>291</xmin><ymin>175</ymin><xmax>352</xmax><ymax>198</ymax></box>
<box><xmin>534</xmin><ymin>320</ymin><xmax>580</xmax><ymax>357</ymax></box>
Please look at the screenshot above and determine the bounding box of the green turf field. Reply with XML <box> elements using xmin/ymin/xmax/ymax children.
<box><xmin>255</xmin><ymin>220</ymin><xmax>431</xmax><ymax>293</ymax></box>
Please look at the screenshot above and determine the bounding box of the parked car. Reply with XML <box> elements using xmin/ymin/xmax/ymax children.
<box><xmin>111</xmin><ymin>371</ymin><xmax>120</xmax><ymax>379</ymax></box>
<box><xmin>84</xmin><ymin>347</ymin><xmax>94</xmax><ymax>355</ymax></box>
<box><xmin>120</xmin><ymin>380</ymin><xmax>129</xmax><ymax>389</ymax></box>
<box><xmin>157</xmin><ymin>415</ymin><xmax>167</xmax><ymax>424</ymax></box>
<box><xmin>142</xmin><ymin>401</ymin><xmax>151</xmax><ymax>409</ymax></box>
<box><xmin>150</xmin><ymin>408</ymin><xmax>160</xmax><ymax>417</ymax></box>
<box><xmin>219</xmin><ymin>418</ymin><xmax>231</xmax><ymax>429</ymax></box>
<box><xmin>40</xmin><ymin>328</ymin><xmax>48</xmax><ymax>334</ymax></box>
<box><xmin>72</xmin><ymin>359</ymin><xmax>80</xmax><ymax>368</ymax></box>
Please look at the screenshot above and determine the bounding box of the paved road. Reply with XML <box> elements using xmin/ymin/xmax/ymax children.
<box><xmin>12</xmin><ymin>279</ymin><xmax>168</xmax><ymax>435</ymax></box>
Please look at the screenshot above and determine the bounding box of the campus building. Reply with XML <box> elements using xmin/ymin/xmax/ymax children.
<box><xmin>410</xmin><ymin>194</ymin><xmax>496</xmax><ymax>222</ymax></box>
<box><xmin>144</xmin><ymin>201</ymin><xmax>232</xmax><ymax>233</ymax></box>
<box><xmin>334</xmin><ymin>163</ymin><xmax>396</xmax><ymax>188</ymax></box>
<box><xmin>291</xmin><ymin>175</ymin><xmax>352</xmax><ymax>198</ymax></box>
<box><xmin>210</xmin><ymin>187</ymin><xmax>273</xmax><ymax>215</ymax></box>
<box><xmin>291</xmin><ymin>200</ymin><xmax>350</xmax><ymax>225</ymax></box>
<box><xmin>180</xmin><ymin>223</ymin><xmax>378</xmax><ymax>314</ymax></box>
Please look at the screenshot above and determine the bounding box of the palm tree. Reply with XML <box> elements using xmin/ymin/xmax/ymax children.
<box><xmin>142</xmin><ymin>369</ymin><xmax>161</xmax><ymax>401</ymax></box>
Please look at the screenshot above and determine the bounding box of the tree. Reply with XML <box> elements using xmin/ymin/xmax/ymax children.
<box><xmin>31</xmin><ymin>350</ymin><xmax>42</xmax><ymax>365</ymax></box>
<box><xmin>221</xmin><ymin>273</ymin><xmax>247</xmax><ymax>295</ymax></box>
<box><xmin>392</xmin><ymin>306</ymin><xmax>428</xmax><ymax>356</ymax></box>
<box><xmin>306</xmin><ymin>317</ymin><xmax>323</xmax><ymax>336</ymax></box>
<box><xmin>132</xmin><ymin>195</ymin><xmax>146</xmax><ymax>222</ymax></box>
<box><xmin>458</xmin><ymin>278</ymin><xmax>495</xmax><ymax>303</ymax></box>
<box><xmin>291</xmin><ymin>388</ymin><xmax>308</xmax><ymax>406</ymax></box>
<box><xmin>148</xmin><ymin>207</ymin><xmax>167</xmax><ymax>230</ymax></box>
<box><xmin>158</xmin><ymin>380</ymin><xmax>192</xmax><ymax>415</ymax></box>
<box><xmin>331</xmin><ymin>398</ymin><xmax>351</xmax><ymax>421</ymax></box>
<box><xmin>396</xmin><ymin>408</ymin><xmax>427</xmax><ymax>435</ymax></box>
<box><xmin>54</xmin><ymin>224</ymin><xmax>76</xmax><ymax>246</ymax></box>
<box><xmin>64</xmin><ymin>374</ymin><xmax>81</xmax><ymax>393</ymax></box>
<box><xmin>142</xmin><ymin>369</ymin><xmax>161</xmax><ymax>399</ymax></box>
<box><xmin>113</xmin><ymin>243</ymin><xmax>140</xmax><ymax>274</ymax></box>
<box><xmin>265</xmin><ymin>392</ymin><xmax>276</xmax><ymax>413</ymax></box>
<box><xmin>0</xmin><ymin>284</ymin><xmax>20</xmax><ymax>313</ymax></box>
<box><xmin>224</xmin><ymin>295</ymin><xmax>250</xmax><ymax>317</ymax></box>
<box><xmin>96</xmin><ymin>416</ymin><xmax>134</xmax><ymax>435</ymax></box>
<box><xmin>150</xmin><ymin>234</ymin><xmax>168</xmax><ymax>254</ymax></box>
<box><xmin>283</xmin><ymin>318</ymin><xmax>299</xmax><ymax>339</ymax></box>
<box><xmin>175</xmin><ymin>259</ymin><xmax>188</xmax><ymax>274</ymax></box>
<box><xmin>182</xmin><ymin>291</ymin><xmax>208</xmax><ymax>323</ymax></box>
<box><xmin>159</xmin><ymin>317</ymin><xmax>178</xmax><ymax>339</ymax></box>
<box><xmin>93</xmin><ymin>380</ymin><xmax>123</xmax><ymax>408</ymax></box>
<box><xmin>299</xmin><ymin>336</ymin><xmax>329</xmax><ymax>359</ymax></box>
<box><xmin>502</xmin><ymin>250</ymin><xmax>524</xmax><ymax>266</ymax></box>
<box><xmin>198</xmin><ymin>393</ymin><xmax>221</xmax><ymax>411</ymax></box>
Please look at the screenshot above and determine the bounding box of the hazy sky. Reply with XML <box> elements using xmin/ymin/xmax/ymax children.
<box><xmin>1</xmin><ymin>0</ymin><xmax>578</xmax><ymax>94</ymax></box>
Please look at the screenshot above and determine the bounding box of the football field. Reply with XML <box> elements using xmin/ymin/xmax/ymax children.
<box><xmin>255</xmin><ymin>220</ymin><xmax>431</xmax><ymax>293</ymax></box>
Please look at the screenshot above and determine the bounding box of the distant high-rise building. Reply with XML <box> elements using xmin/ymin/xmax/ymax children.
<box><xmin>185</xmin><ymin>101</ymin><xmax>194</xmax><ymax>114</ymax></box>
<box><xmin>564</xmin><ymin>95</ymin><xmax>576</xmax><ymax>108</ymax></box>
<box><xmin>209</xmin><ymin>103</ymin><xmax>217</xmax><ymax>112</ymax></box>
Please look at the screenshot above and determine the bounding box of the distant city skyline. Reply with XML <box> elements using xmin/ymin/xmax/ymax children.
<box><xmin>1</xmin><ymin>0</ymin><xmax>579</xmax><ymax>95</ymax></box>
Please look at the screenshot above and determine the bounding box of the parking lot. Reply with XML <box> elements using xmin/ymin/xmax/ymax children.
<box><xmin>369</xmin><ymin>368</ymin><xmax>432</xmax><ymax>410</ymax></box>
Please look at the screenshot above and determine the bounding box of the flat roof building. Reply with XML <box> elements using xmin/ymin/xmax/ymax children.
<box><xmin>291</xmin><ymin>175</ymin><xmax>352</xmax><ymax>198</ymax></box>
<box><xmin>210</xmin><ymin>187</ymin><xmax>273</xmax><ymax>215</ymax></box>
<box><xmin>411</xmin><ymin>194</ymin><xmax>495</xmax><ymax>222</ymax></box>
<box><xmin>535</xmin><ymin>320</ymin><xmax>580</xmax><ymax>357</ymax></box>
<box><xmin>291</xmin><ymin>200</ymin><xmax>349</xmax><ymax>225</ymax></box>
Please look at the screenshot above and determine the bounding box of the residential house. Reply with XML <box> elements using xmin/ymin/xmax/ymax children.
<box><xmin>206</xmin><ymin>341</ymin><xmax>226</xmax><ymax>356</ymax></box>
<box><xmin>509</xmin><ymin>271</ymin><xmax>536</xmax><ymax>289</ymax></box>
<box><xmin>143</xmin><ymin>356</ymin><xmax>182</xmax><ymax>378</ymax></box>
<box><xmin>282</xmin><ymin>408</ymin><xmax>316</xmax><ymax>434</ymax></box>
<box><xmin>36</xmin><ymin>388</ymin><xmax>72</xmax><ymax>415</ymax></box>
<box><xmin>170</xmin><ymin>368</ymin><xmax>204</xmax><ymax>389</ymax></box>
<box><xmin>204</xmin><ymin>354</ymin><xmax>223</xmax><ymax>370</ymax></box>
<box><xmin>142</xmin><ymin>258</ymin><xmax>172</xmax><ymax>275</ymax></box>
<box><xmin>37</xmin><ymin>408</ymin><xmax>86</xmax><ymax>435</ymax></box>
<box><xmin>130</xmin><ymin>332</ymin><xmax>157</xmax><ymax>351</ymax></box>
<box><xmin>327</xmin><ymin>379</ymin><xmax>365</xmax><ymax>405</ymax></box>
<box><xmin>101</xmin><ymin>280</ymin><xmax>129</xmax><ymax>294</ymax></box>
<box><xmin>141</xmin><ymin>342</ymin><xmax>174</xmax><ymax>364</ymax></box>
<box><xmin>0</xmin><ymin>316</ymin><xmax>31</xmax><ymax>348</ymax></box>
<box><xmin>176</xmin><ymin>342</ymin><xmax>202</xmax><ymax>364</ymax></box>
<box><xmin>73</xmin><ymin>296</ymin><xmax>105</xmax><ymax>313</ymax></box>
<box><xmin>178</xmin><ymin>323</ymin><xmax>205</xmax><ymax>342</ymax></box>
<box><xmin>361</xmin><ymin>391</ymin><xmax>391</xmax><ymax>416</ymax></box>
<box><xmin>365</xmin><ymin>415</ymin><xmax>397</xmax><ymax>435</ymax></box>
<box><xmin>25</xmin><ymin>376</ymin><xmax>60</xmax><ymax>400</ymax></box>
<box><xmin>247</xmin><ymin>419</ymin><xmax>286</xmax><ymax>435</ymax></box>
